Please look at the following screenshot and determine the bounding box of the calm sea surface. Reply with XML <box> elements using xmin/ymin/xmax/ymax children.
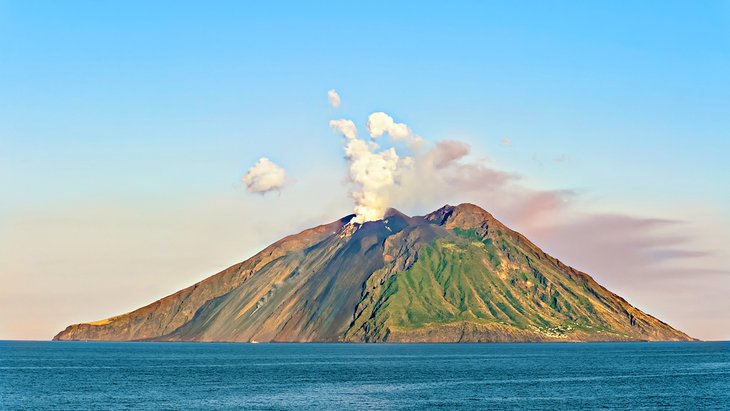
<box><xmin>1</xmin><ymin>341</ymin><xmax>728</xmax><ymax>410</ymax></box>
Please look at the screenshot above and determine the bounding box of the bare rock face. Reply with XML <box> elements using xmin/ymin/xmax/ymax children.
<box><xmin>54</xmin><ymin>204</ymin><xmax>693</xmax><ymax>343</ymax></box>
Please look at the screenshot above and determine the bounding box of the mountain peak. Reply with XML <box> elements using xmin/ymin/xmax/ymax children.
<box><xmin>383</xmin><ymin>207</ymin><xmax>408</xmax><ymax>219</ymax></box>
<box><xmin>424</xmin><ymin>203</ymin><xmax>496</xmax><ymax>229</ymax></box>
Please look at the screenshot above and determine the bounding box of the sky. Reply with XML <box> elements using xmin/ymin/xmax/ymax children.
<box><xmin>0</xmin><ymin>1</ymin><xmax>728</xmax><ymax>340</ymax></box>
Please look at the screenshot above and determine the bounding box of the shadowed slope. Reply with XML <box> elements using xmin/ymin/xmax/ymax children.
<box><xmin>53</xmin><ymin>216</ymin><xmax>354</xmax><ymax>341</ymax></box>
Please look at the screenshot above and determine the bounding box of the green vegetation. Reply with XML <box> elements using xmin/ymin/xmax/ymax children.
<box><xmin>351</xmin><ymin>234</ymin><xmax>546</xmax><ymax>336</ymax></box>
<box><xmin>348</xmin><ymin>225</ymin><xmax>657</xmax><ymax>341</ymax></box>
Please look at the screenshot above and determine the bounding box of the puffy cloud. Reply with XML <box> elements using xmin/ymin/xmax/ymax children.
<box><xmin>366</xmin><ymin>112</ymin><xmax>402</xmax><ymax>138</ymax></box>
<box><xmin>329</xmin><ymin>119</ymin><xmax>357</xmax><ymax>140</ymax></box>
<box><xmin>242</xmin><ymin>157</ymin><xmax>287</xmax><ymax>194</ymax></box>
<box><xmin>366</xmin><ymin>112</ymin><xmax>424</xmax><ymax>149</ymax></box>
<box><xmin>327</xmin><ymin>89</ymin><xmax>341</xmax><ymax>108</ymax></box>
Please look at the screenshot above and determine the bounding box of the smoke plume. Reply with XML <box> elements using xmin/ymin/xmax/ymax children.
<box><xmin>329</xmin><ymin>118</ymin><xmax>405</xmax><ymax>223</ymax></box>
<box><xmin>327</xmin><ymin>89</ymin><xmax>341</xmax><ymax>108</ymax></box>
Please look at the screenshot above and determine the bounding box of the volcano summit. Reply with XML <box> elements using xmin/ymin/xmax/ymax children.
<box><xmin>55</xmin><ymin>204</ymin><xmax>691</xmax><ymax>342</ymax></box>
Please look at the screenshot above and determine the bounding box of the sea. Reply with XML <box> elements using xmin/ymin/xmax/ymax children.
<box><xmin>1</xmin><ymin>341</ymin><xmax>728</xmax><ymax>410</ymax></box>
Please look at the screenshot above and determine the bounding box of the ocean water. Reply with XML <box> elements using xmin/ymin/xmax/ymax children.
<box><xmin>1</xmin><ymin>341</ymin><xmax>728</xmax><ymax>410</ymax></box>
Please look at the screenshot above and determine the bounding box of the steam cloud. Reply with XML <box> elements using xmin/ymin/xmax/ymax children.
<box><xmin>327</xmin><ymin>89</ymin><xmax>341</xmax><ymax>108</ymax></box>
<box><xmin>329</xmin><ymin>118</ymin><xmax>404</xmax><ymax>223</ymax></box>
<box><xmin>367</xmin><ymin>112</ymin><xmax>424</xmax><ymax>149</ymax></box>
<box><xmin>242</xmin><ymin>157</ymin><xmax>287</xmax><ymax>194</ymax></box>
<box><xmin>331</xmin><ymin>107</ymin><xmax>511</xmax><ymax>223</ymax></box>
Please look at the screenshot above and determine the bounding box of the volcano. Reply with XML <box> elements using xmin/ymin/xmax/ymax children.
<box><xmin>54</xmin><ymin>203</ymin><xmax>692</xmax><ymax>342</ymax></box>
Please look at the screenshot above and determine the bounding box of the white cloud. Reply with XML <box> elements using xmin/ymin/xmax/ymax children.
<box><xmin>366</xmin><ymin>112</ymin><xmax>409</xmax><ymax>139</ymax></box>
<box><xmin>366</xmin><ymin>112</ymin><xmax>424</xmax><ymax>149</ymax></box>
<box><xmin>242</xmin><ymin>157</ymin><xmax>287</xmax><ymax>194</ymax></box>
<box><xmin>329</xmin><ymin>119</ymin><xmax>358</xmax><ymax>140</ymax></box>
<box><xmin>327</xmin><ymin>89</ymin><xmax>341</xmax><ymax>108</ymax></box>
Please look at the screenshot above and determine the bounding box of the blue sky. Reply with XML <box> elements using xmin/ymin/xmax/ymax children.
<box><xmin>1</xmin><ymin>1</ymin><xmax>728</xmax><ymax>340</ymax></box>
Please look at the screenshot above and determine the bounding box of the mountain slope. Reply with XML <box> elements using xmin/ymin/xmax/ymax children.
<box><xmin>54</xmin><ymin>204</ymin><xmax>692</xmax><ymax>342</ymax></box>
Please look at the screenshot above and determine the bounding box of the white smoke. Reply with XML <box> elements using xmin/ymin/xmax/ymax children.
<box><xmin>327</xmin><ymin>89</ymin><xmax>341</xmax><ymax>108</ymax></box>
<box><xmin>329</xmin><ymin>119</ymin><xmax>357</xmax><ymax>140</ymax></box>
<box><xmin>329</xmin><ymin>118</ymin><xmax>408</xmax><ymax>223</ymax></box>
<box><xmin>326</xmin><ymin>90</ymin><xmax>524</xmax><ymax>223</ymax></box>
<box><xmin>366</xmin><ymin>112</ymin><xmax>424</xmax><ymax>150</ymax></box>
<box><xmin>242</xmin><ymin>157</ymin><xmax>287</xmax><ymax>194</ymax></box>
<box><xmin>331</xmin><ymin>110</ymin><xmax>520</xmax><ymax>223</ymax></box>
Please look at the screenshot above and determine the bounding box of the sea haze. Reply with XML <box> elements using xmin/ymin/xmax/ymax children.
<box><xmin>1</xmin><ymin>341</ymin><xmax>728</xmax><ymax>410</ymax></box>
